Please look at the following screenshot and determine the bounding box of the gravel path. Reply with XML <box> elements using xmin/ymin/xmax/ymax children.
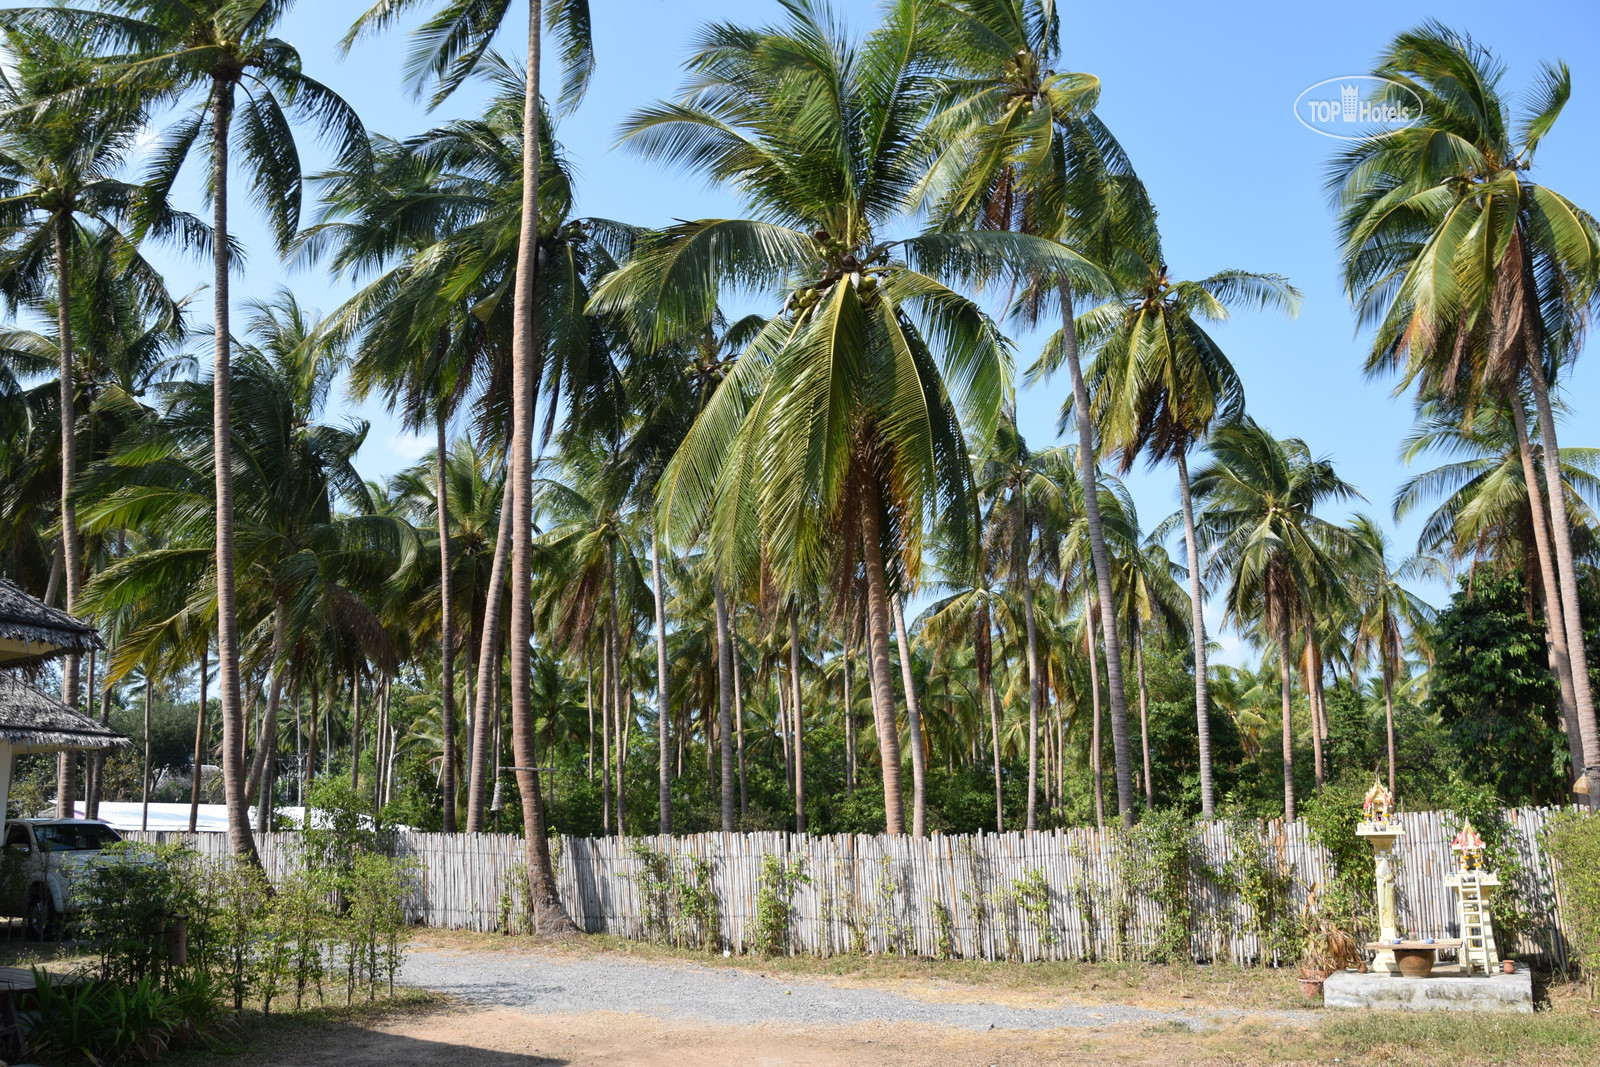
<box><xmin>402</xmin><ymin>949</ymin><xmax>1205</xmax><ymax>1032</ymax></box>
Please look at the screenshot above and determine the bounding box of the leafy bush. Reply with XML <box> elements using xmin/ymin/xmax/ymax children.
<box><xmin>70</xmin><ymin>841</ymin><xmax>203</xmax><ymax>985</ymax></box>
<box><xmin>752</xmin><ymin>853</ymin><xmax>808</xmax><ymax>956</ymax></box>
<box><xmin>23</xmin><ymin>968</ymin><xmax>231</xmax><ymax>1065</ymax></box>
<box><xmin>1544</xmin><ymin>811</ymin><xmax>1600</xmax><ymax>998</ymax></box>
<box><xmin>1302</xmin><ymin>783</ymin><xmax>1375</xmax><ymax>943</ymax></box>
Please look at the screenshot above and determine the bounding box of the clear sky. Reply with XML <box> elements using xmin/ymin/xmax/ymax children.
<box><xmin>118</xmin><ymin>0</ymin><xmax>1600</xmax><ymax>665</ymax></box>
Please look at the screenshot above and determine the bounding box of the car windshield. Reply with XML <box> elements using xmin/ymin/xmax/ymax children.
<box><xmin>31</xmin><ymin>823</ymin><xmax>122</xmax><ymax>852</ymax></box>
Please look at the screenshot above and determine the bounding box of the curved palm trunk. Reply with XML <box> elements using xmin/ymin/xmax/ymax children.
<box><xmin>249</xmin><ymin>599</ymin><xmax>290</xmax><ymax>833</ymax></box>
<box><xmin>1276</xmin><ymin>615</ymin><xmax>1296</xmax><ymax>821</ymax></box>
<box><xmin>790</xmin><ymin>610</ymin><xmax>807</xmax><ymax>834</ymax></box>
<box><xmin>1526</xmin><ymin>354</ymin><xmax>1600</xmax><ymax>807</ymax></box>
<box><xmin>892</xmin><ymin>595</ymin><xmax>925</xmax><ymax>836</ymax></box>
<box><xmin>860</xmin><ymin>480</ymin><xmax>906</xmax><ymax>835</ymax></box>
<box><xmin>465</xmin><ymin>478</ymin><xmax>513</xmax><ymax>831</ymax></box>
<box><xmin>436</xmin><ymin>417</ymin><xmax>459</xmax><ymax>832</ymax></box>
<box><xmin>509</xmin><ymin>1</ymin><xmax>575</xmax><ymax>935</ymax></box>
<box><xmin>54</xmin><ymin>215</ymin><xmax>81</xmax><ymax>819</ymax></box>
<box><xmin>713</xmin><ymin>578</ymin><xmax>736</xmax><ymax>831</ymax></box>
<box><xmin>651</xmin><ymin>532</ymin><xmax>672</xmax><ymax>833</ymax></box>
<box><xmin>1508</xmin><ymin>398</ymin><xmax>1585</xmax><ymax>793</ymax></box>
<box><xmin>1058</xmin><ymin>280</ymin><xmax>1133</xmax><ymax>825</ymax></box>
<box><xmin>208</xmin><ymin>83</ymin><xmax>258</xmax><ymax>866</ymax></box>
<box><xmin>1174</xmin><ymin>451</ymin><xmax>1215</xmax><ymax>818</ymax></box>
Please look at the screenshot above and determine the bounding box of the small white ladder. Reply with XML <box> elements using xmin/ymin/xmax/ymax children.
<box><xmin>1457</xmin><ymin>873</ymin><xmax>1498</xmax><ymax>975</ymax></box>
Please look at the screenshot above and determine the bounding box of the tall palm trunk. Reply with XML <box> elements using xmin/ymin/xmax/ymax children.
<box><xmin>1022</xmin><ymin>568</ymin><xmax>1041</xmax><ymax>831</ymax></box>
<box><xmin>860</xmin><ymin>479</ymin><xmax>906</xmax><ymax>835</ymax></box>
<box><xmin>140</xmin><ymin>674</ymin><xmax>153</xmax><ymax>831</ymax></box>
<box><xmin>436</xmin><ymin>416</ymin><xmax>459</xmax><ymax>831</ymax></box>
<box><xmin>976</xmin><ymin>607</ymin><xmax>1001</xmax><ymax>830</ymax></box>
<box><xmin>1275</xmin><ymin>610</ymin><xmax>1296</xmax><ymax>821</ymax></box>
<box><xmin>713</xmin><ymin>578</ymin><xmax>736</xmax><ymax>831</ymax></box>
<box><xmin>1174</xmin><ymin>451</ymin><xmax>1215</xmax><ymax>818</ymax></box>
<box><xmin>54</xmin><ymin>214</ymin><xmax>81</xmax><ymax>819</ymax></box>
<box><xmin>842</xmin><ymin>630</ymin><xmax>855</xmax><ymax>795</ymax></box>
<box><xmin>600</xmin><ymin>620</ymin><xmax>611</xmax><ymax>830</ymax></box>
<box><xmin>1381</xmin><ymin>660</ymin><xmax>1396</xmax><ymax>798</ymax></box>
<box><xmin>892</xmin><ymin>595</ymin><xmax>924</xmax><ymax>836</ymax></box>
<box><xmin>247</xmin><ymin>598</ymin><xmax>290</xmax><ymax>832</ymax></box>
<box><xmin>1508</xmin><ymin>398</ymin><xmax>1585</xmax><ymax>792</ymax></box>
<box><xmin>1058</xmin><ymin>279</ymin><xmax>1133</xmax><ymax>825</ymax></box>
<box><xmin>465</xmin><ymin>478</ymin><xmax>513</xmax><ymax>831</ymax></box>
<box><xmin>508</xmin><ymin>0</ymin><xmax>575</xmax><ymax>934</ymax></box>
<box><xmin>1135</xmin><ymin>626</ymin><xmax>1152</xmax><ymax>809</ymax></box>
<box><xmin>303</xmin><ymin>679</ymin><xmax>318</xmax><ymax>828</ymax></box>
<box><xmin>1085</xmin><ymin>588</ymin><xmax>1103</xmax><ymax>828</ymax></box>
<box><xmin>733</xmin><ymin>608</ymin><xmax>748</xmax><ymax>813</ymax></box>
<box><xmin>1526</xmin><ymin>353</ymin><xmax>1600</xmax><ymax>807</ymax></box>
<box><xmin>651</xmin><ymin>532</ymin><xmax>672</xmax><ymax>833</ymax></box>
<box><xmin>790</xmin><ymin>610</ymin><xmax>806</xmax><ymax>833</ymax></box>
<box><xmin>1303</xmin><ymin>624</ymin><xmax>1324</xmax><ymax>792</ymax></box>
<box><xmin>209</xmin><ymin>83</ymin><xmax>258</xmax><ymax>866</ymax></box>
<box><xmin>189</xmin><ymin>646</ymin><xmax>208</xmax><ymax>832</ymax></box>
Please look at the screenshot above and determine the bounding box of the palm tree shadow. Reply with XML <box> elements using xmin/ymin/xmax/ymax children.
<box><xmin>261</xmin><ymin>1020</ymin><xmax>570</xmax><ymax>1065</ymax></box>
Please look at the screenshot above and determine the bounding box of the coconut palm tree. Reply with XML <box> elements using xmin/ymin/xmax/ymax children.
<box><xmin>2</xmin><ymin>0</ymin><xmax>368</xmax><ymax>862</ymax></box>
<box><xmin>1069</xmin><ymin>244</ymin><xmax>1300</xmax><ymax>818</ymax></box>
<box><xmin>1331</xmin><ymin>22</ymin><xmax>1600</xmax><ymax>800</ymax></box>
<box><xmin>920</xmin><ymin>0</ymin><xmax>1145</xmax><ymax>826</ymax></box>
<box><xmin>594</xmin><ymin>3</ymin><xmax>1088</xmax><ymax>833</ymax></box>
<box><xmin>0</xmin><ymin>26</ymin><xmax>169</xmax><ymax>814</ymax></box>
<box><xmin>1192</xmin><ymin>420</ymin><xmax>1359</xmax><ymax>819</ymax></box>
<box><xmin>1348</xmin><ymin>515</ymin><xmax>1436</xmax><ymax>798</ymax></box>
<box><xmin>344</xmin><ymin>0</ymin><xmax>593</xmax><ymax>932</ymax></box>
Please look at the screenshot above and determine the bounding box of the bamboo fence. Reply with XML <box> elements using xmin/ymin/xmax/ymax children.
<box><xmin>126</xmin><ymin>805</ymin><xmax>1575</xmax><ymax>966</ymax></box>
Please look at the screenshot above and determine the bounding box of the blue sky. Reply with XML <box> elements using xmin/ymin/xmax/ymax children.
<box><xmin>121</xmin><ymin>0</ymin><xmax>1600</xmax><ymax>664</ymax></box>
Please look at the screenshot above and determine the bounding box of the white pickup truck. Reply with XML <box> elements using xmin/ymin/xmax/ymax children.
<box><xmin>2</xmin><ymin>818</ymin><xmax>124</xmax><ymax>939</ymax></box>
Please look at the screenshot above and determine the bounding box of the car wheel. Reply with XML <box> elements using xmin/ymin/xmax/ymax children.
<box><xmin>25</xmin><ymin>885</ymin><xmax>57</xmax><ymax>941</ymax></box>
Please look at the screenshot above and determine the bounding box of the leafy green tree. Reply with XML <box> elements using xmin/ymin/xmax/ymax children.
<box><xmin>1426</xmin><ymin>570</ymin><xmax>1574</xmax><ymax>805</ymax></box>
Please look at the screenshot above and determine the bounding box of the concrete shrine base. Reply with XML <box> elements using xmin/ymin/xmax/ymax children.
<box><xmin>1323</xmin><ymin>963</ymin><xmax>1533</xmax><ymax>1013</ymax></box>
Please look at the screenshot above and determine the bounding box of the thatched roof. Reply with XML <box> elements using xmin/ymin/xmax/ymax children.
<box><xmin>0</xmin><ymin>672</ymin><xmax>129</xmax><ymax>753</ymax></box>
<box><xmin>0</xmin><ymin>578</ymin><xmax>103</xmax><ymax>666</ymax></box>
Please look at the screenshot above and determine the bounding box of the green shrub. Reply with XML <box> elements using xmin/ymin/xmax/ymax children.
<box><xmin>23</xmin><ymin>968</ymin><xmax>229</xmax><ymax>1065</ymax></box>
<box><xmin>752</xmin><ymin>853</ymin><xmax>808</xmax><ymax>956</ymax></box>
<box><xmin>70</xmin><ymin>841</ymin><xmax>203</xmax><ymax>985</ymax></box>
<box><xmin>1544</xmin><ymin>811</ymin><xmax>1600</xmax><ymax>998</ymax></box>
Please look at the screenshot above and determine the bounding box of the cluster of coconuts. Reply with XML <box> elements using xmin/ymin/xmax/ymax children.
<box><xmin>785</xmin><ymin>230</ymin><xmax>890</xmax><ymax>316</ymax></box>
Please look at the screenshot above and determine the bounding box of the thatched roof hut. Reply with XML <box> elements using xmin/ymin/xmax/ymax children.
<box><xmin>0</xmin><ymin>578</ymin><xmax>103</xmax><ymax>667</ymax></box>
<box><xmin>0</xmin><ymin>672</ymin><xmax>129</xmax><ymax>754</ymax></box>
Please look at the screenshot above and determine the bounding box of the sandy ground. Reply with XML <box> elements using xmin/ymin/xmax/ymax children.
<box><xmin>230</xmin><ymin>1005</ymin><xmax>1304</xmax><ymax>1066</ymax></box>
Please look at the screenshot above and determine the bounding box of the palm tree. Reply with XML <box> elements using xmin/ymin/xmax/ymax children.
<box><xmin>344</xmin><ymin>0</ymin><xmax>593</xmax><ymax>932</ymax></box>
<box><xmin>1348</xmin><ymin>515</ymin><xmax>1436</xmax><ymax>798</ymax></box>
<box><xmin>1070</xmin><ymin>244</ymin><xmax>1300</xmax><ymax>818</ymax></box>
<box><xmin>1193</xmin><ymin>420</ymin><xmax>1358</xmax><ymax>819</ymax></box>
<box><xmin>922</xmin><ymin>0</ymin><xmax>1148</xmax><ymax>826</ymax></box>
<box><xmin>0</xmin><ymin>26</ymin><xmax>163</xmax><ymax>814</ymax></box>
<box><xmin>974</xmin><ymin>416</ymin><xmax>1075</xmax><ymax>828</ymax></box>
<box><xmin>1394</xmin><ymin>396</ymin><xmax>1600</xmax><ymax>785</ymax></box>
<box><xmin>1331</xmin><ymin>23</ymin><xmax>1600</xmax><ymax>800</ymax></box>
<box><xmin>4</xmin><ymin>0</ymin><xmax>367</xmax><ymax>862</ymax></box>
<box><xmin>595</xmin><ymin>4</ymin><xmax>1082</xmax><ymax>833</ymax></box>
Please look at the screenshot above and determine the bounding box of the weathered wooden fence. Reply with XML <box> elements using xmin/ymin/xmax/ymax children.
<box><xmin>127</xmin><ymin>805</ymin><xmax>1575</xmax><ymax>966</ymax></box>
